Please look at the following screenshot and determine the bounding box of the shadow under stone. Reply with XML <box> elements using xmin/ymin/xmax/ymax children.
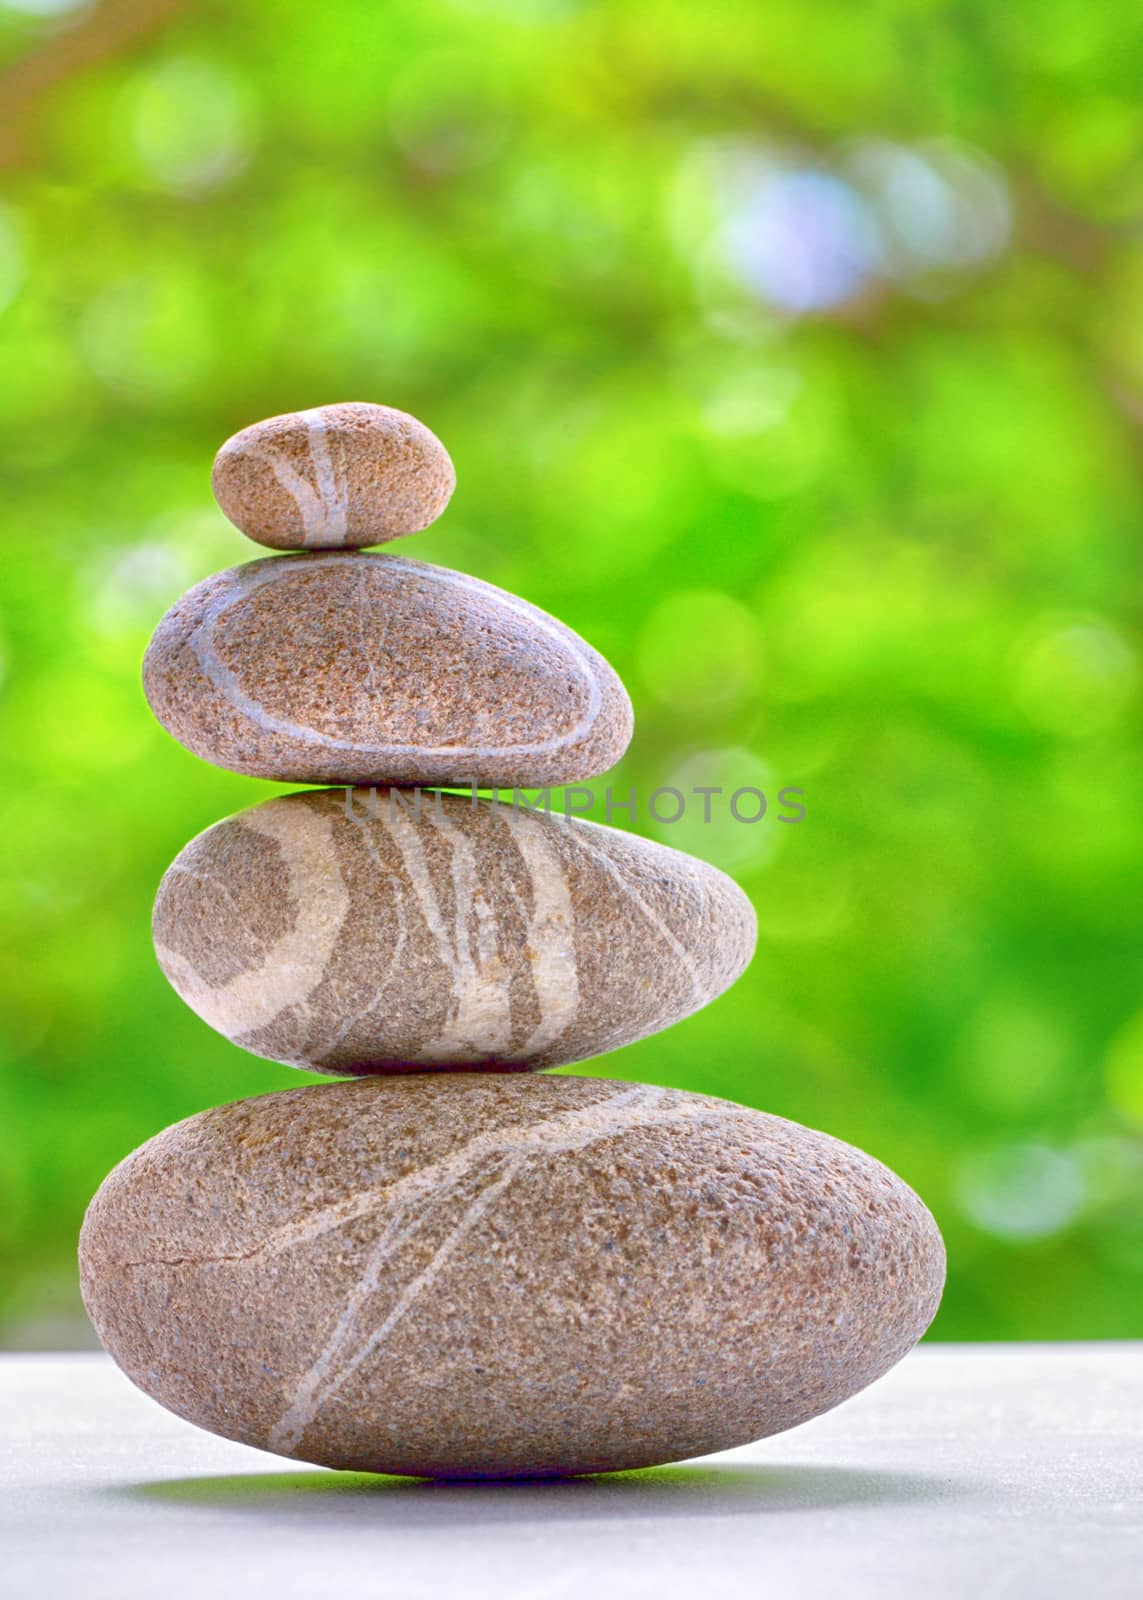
<box><xmin>109</xmin><ymin>1460</ymin><xmax>981</xmax><ymax>1523</ymax></box>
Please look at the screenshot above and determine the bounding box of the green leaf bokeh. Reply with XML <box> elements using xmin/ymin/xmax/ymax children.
<box><xmin>1</xmin><ymin>0</ymin><xmax>1141</xmax><ymax>1344</ymax></box>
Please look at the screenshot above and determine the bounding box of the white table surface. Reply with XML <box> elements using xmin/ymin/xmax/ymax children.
<box><xmin>2</xmin><ymin>1346</ymin><xmax>1140</xmax><ymax>1599</ymax></box>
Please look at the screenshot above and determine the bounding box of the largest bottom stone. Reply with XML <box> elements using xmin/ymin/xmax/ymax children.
<box><xmin>79</xmin><ymin>1076</ymin><xmax>945</xmax><ymax>1478</ymax></box>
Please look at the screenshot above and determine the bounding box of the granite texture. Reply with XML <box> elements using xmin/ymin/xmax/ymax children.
<box><xmin>141</xmin><ymin>552</ymin><xmax>634</xmax><ymax>788</ymax></box>
<box><xmin>211</xmin><ymin>403</ymin><xmax>455</xmax><ymax>550</ymax></box>
<box><xmin>78</xmin><ymin>1075</ymin><xmax>946</xmax><ymax>1479</ymax></box>
<box><xmin>151</xmin><ymin>787</ymin><xmax>757</xmax><ymax>1073</ymax></box>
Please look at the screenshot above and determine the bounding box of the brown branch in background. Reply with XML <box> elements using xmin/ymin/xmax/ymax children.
<box><xmin>0</xmin><ymin>0</ymin><xmax>186</xmax><ymax>171</ymax></box>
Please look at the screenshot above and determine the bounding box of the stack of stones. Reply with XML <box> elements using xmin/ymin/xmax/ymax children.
<box><xmin>80</xmin><ymin>403</ymin><xmax>945</xmax><ymax>1479</ymax></box>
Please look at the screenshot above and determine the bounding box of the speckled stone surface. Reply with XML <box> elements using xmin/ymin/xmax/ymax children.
<box><xmin>142</xmin><ymin>552</ymin><xmax>633</xmax><ymax>788</ymax></box>
<box><xmin>78</xmin><ymin>1075</ymin><xmax>946</xmax><ymax>1479</ymax></box>
<box><xmin>212</xmin><ymin>403</ymin><xmax>455</xmax><ymax>550</ymax></box>
<box><xmin>151</xmin><ymin>787</ymin><xmax>757</xmax><ymax>1074</ymax></box>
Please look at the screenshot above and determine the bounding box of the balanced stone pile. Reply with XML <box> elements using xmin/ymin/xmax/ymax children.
<box><xmin>80</xmin><ymin>402</ymin><xmax>945</xmax><ymax>1478</ymax></box>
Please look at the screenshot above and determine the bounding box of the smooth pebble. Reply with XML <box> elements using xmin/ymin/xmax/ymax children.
<box><xmin>142</xmin><ymin>552</ymin><xmax>633</xmax><ymax>788</ymax></box>
<box><xmin>211</xmin><ymin>403</ymin><xmax>455</xmax><ymax>550</ymax></box>
<box><xmin>151</xmin><ymin>787</ymin><xmax>757</xmax><ymax>1074</ymax></box>
<box><xmin>79</xmin><ymin>1075</ymin><xmax>946</xmax><ymax>1479</ymax></box>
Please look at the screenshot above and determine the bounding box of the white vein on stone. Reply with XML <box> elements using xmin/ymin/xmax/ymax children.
<box><xmin>185</xmin><ymin>554</ymin><xmax>604</xmax><ymax>759</ymax></box>
<box><xmin>498</xmin><ymin>809</ymin><xmax>579</xmax><ymax>1061</ymax></box>
<box><xmin>302</xmin><ymin>825</ymin><xmax>409</xmax><ymax>1063</ymax></box>
<box><xmin>262</xmin><ymin>1084</ymin><xmax>712</xmax><ymax>1453</ymax></box>
<box><xmin>383</xmin><ymin>802</ymin><xmax>514</xmax><ymax>1060</ymax></box>
<box><xmin>155</xmin><ymin>801</ymin><xmax>350</xmax><ymax>1041</ymax></box>
<box><xmin>221</xmin><ymin>409</ymin><xmax>349</xmax><ymax>545</ymax></box>
<box><xmin>297</xmin><ymin>407</ymin><xmax>349</xmax><ymax>544</ymax></box>
<box><xmin>267</xmin><ymin>1153</ymin><xmax>525</xmax><ymax>1452</ymax></box>
<box><xmin>370</xmin><ymin>802</ymin><xmax>580</xmax><ymax>1063</ymax></box>
<box><xmin>149</xmin><ymin>1084</ymin><xmax>710</xmax><ymax>1273</ymax></box>
<box><xmin>563</xmin><ymin>824</ymin><xmax>709</xmax><ymax>1007</ymax></box>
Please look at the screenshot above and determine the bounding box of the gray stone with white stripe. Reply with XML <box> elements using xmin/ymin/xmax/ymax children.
<box><xmin>151</xmin><ymin>787</ymin><xmax>757</xmax><ymax>1074</ymax></box>
<box><xmin>211</xmin><ymin>402</ymin><xmax>455</xmax><ymax>550</ymax></box>
<box><xmin>142</xmin><ymin>552</ymin><xmax>634</xmax><ymax>788</ymax></box>
<box><xmin>79</xmin><ymin>1075</ymin><xmax>945</xmax><ymax>1478</ymax></box>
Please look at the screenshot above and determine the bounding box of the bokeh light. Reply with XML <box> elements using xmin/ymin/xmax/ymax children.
<box><xmin>955</xmin><ymin>1143</ymin><xmax>1087</xmax><ymax>1241</ymax></box>
<box><xmin>1105</xmin><ymin>1010</ymin><xmax>1143</xmax><ymax>1127</ymax></box>
<box><xmin>637</xmin><ymin>591</ymin><xmax>764</xmax><ymax>717</ymax></box>
<box><xmin>846</xmin><ymin>138</ymin><xmax>1011</xmax><ymax>287</ymax></box>
<box><xmin>0</xmin><ymin>204</ymin><xmax>23</xmax><ymax>314</ymax></box>
<box><xmin>1012</xmin><ymin>616</ymin><xmax>1137</xmax><ymax>736</ymax></box>
<box><xmin>1</xmin><ymin>0</ymin><xmax>89</xmax><ymax>16</ymax></box>
<box><xmin>0</xmin><ymin>0</ymin><xmax>1141</xmax><ymax>1349</ymax></box>
<box><xmin>654</xmin><ymin>747</ymin><xmax>783</xmax><ymax>874</ymax></box>
<box><xmin>724</xmin><ymin>166</ymin><xmax>881</xmax><ymax>314</ymax></box>
<box><xmin>129</xmin><ymin>56</ymin><xmax>256</xmax><ymax>195</ymax></box>
<box><xmin>676</xmin><ymin>131</ymin><xmax>1011</xmax><ymax>321</ymax></box>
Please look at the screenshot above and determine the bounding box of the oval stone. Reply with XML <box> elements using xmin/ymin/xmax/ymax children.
<box><xmin>151</xmin><ymin>787</ymin><xmax>757</xmax><ymax>1073</ymax></box>
<box><xmin>79</xmin><ymin>1076</ymin><xmax>946</xmax><ymax>1479</ymax></box>
<box><xmin>142</xmin><ymin>553</ymin><xmax>634</xmax><ymax>788</ymax></box>
<box><xmin>211</xmin><ymin>403</ymin><xmax>455</xmax><ymax>550</ymax></box>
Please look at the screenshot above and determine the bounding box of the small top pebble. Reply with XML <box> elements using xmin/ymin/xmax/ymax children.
<box><xmin>211</xmin><ymin>402</ymin><xmax>455</xmax><ymax>550</ymax></box>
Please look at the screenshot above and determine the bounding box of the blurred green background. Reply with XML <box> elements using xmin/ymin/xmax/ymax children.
<box><xmin>1</xmin><ymin>0</ymin><xmax>1141</xmax><ymax>1347</ymax></box>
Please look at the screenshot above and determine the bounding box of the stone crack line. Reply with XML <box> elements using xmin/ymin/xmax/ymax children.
<box><xmin>112</xmin><ymin>1084</ymin><xmax>719</xmax><ymax>1280</ymax></box>
<box><xmin>259</xmin><ymin>1084</ymin><xmax>721</xmax><ymax>1452</ymax></box>
<box><xmin>266</xmin><ymin>1150</ymin><xmax>526</xmax><ymax>1453</ymax></box>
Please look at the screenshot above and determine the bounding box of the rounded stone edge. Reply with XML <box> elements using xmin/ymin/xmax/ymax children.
<box><xmin>147</xmin><ymin>787</ymin><xmax>758</xmax><ymax>1076</ymax></box>
<box><xmin>139</xmin><ymin>553</ymin><xmax>636</xmax><ymax>788</ymax></box>
<box><xmin>76</xmin><ymin>1078</ymin><xmax>947</xmax><ymax>1476</ymax></box>
<box><xmin>210</xmin><ymin>403</ymin><xmax>456</xmax><ymax>551</ymax></box>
